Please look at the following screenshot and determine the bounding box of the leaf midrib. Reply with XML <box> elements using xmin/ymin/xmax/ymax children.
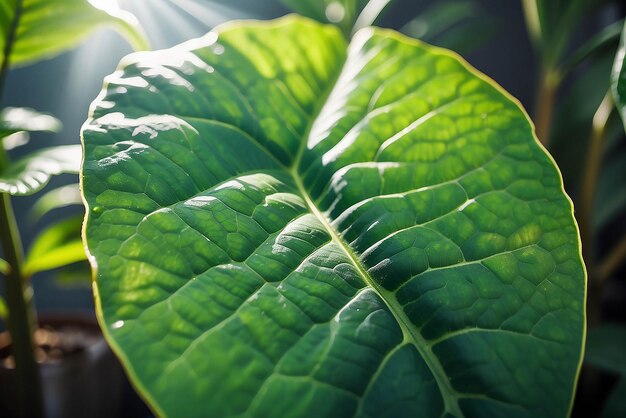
<box><xmin>287</xmin><ymin>36</ymin><xmax>464</xmax><ymax>417</ymax></box>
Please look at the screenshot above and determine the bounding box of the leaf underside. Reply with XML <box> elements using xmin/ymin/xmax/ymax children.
<box><xmin>82</xmin><ymin>16</ymin><xmax>585</xmax><ymax>418</ymax></box>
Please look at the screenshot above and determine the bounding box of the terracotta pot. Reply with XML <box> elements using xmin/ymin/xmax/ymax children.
<box><xmin>0</xmin><ymin>314</ymin><xmax>125</xmax><ymax>418</ymax></box>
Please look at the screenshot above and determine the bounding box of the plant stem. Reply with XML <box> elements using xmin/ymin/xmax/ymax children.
<box><xmin>0</xmin><ymin>0</ymin><xmax>22</xmax><ymax>101</ymax></box>
<box><xmin>0</xmin><ymin>1</ymin><xmax>43</xmax><ymax>417</ymax></box>
<box><xmin>521</xmin><ymin>0</ymin><xmax>542</xmax><ymax>49</ymax></box>
<box><xmin>579</xmin><ymin>91</ymin><xmax>613</xmax><ymax>328</ymax></box>
<box><xmin>0</xmin><ymin>193</ymin><xmax>42</xmax><ymax>418</ymax></box>
<box><xmin>533</xmin><ymin>69</ymin><xmax>559</xmax><ymax>146</ymax></box>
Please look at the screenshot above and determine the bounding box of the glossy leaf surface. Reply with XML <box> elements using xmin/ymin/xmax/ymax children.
<box><xmin>82</xmin><ymin>17</ymin><xmax>585</xmax><ymax>418</ymax></box>
<box><xmin>0</xmin><ymin>144</ymin><xmax>81</xmax><ymax>195</ymax></box>
<box><xmin>1</xmin><ymin>0</ymin><xmax>149</xmax><ymax>68</ymax></box>
<box><xmin>613</xmin><ymin>20</ymin><xmax>626</xmax><ymax>131</ymax></box>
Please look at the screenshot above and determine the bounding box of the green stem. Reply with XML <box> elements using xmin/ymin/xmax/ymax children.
<box><xmin>579</xmin><ymin>91</ymin><xmax>613</xmax><ymax>328</ymax></box>
<box><xmin>0</xmin><ymin>0</ymin><xmax>22</xmax><ymax>101</ymax></box>
<box><xmin>521</xmin><ymin>0</ymin><xmax>542</xmax><ymax>50</ymax></box>
<box><xmin>0</xmin><ymin>192</ymin><xmax>42</xmax><ymax>418</ymax></box>
<box><xmin>533</xmin><ymin>68</ymin><xmax>559</xmax><ymax>147</ymax></box>
<box><xmin>0</xmin><ymin>1</ymin><xmax>43</xmax><ymax>417</ymax></box>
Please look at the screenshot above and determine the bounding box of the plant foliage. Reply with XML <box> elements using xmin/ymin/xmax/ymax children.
<box><xmin>81</xmin><ymin>16</ymin><xmax>585</xmax><ymax>418</ymax></box>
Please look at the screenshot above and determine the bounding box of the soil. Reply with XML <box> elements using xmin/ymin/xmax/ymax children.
<box><xmin>0</xmin><ymin>319</ymin><xmax>102</xmax><ymax>368</ymax></box>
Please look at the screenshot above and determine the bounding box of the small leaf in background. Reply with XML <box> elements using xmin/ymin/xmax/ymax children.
<box><xmin>595</xmin><ymin>149</ymin><xmax>626</xmax><ymax>229</ymax></box>
<box><xmin>585</xmin><ymin>324</ymin><xmax>626</xmax><ymax>375</ymax></box>
<box><xmin>0</xmin><ymin>296</ymin><xmax>8</xmax><ymax>321</ymax></box>
<box><xmin>603</xmin><ymin>377</ymin><xmax>626</xmax><ymax>418</ymax></box>
<box><xmin>279</xmin><ymin>0</ymin><xmax>390</xmax><ymax>35</ymax></box>
<box><xmin>0</xmin><ymin>144</ymin><xmax>81</xmax><ymax>196</ymax></box>
<box><xmin>612</xmin><ymin>20</ymin><xmax>626</xmax><ymax>131</ymax></box>
<box><xmin>0</xmin><ymin>107</ymin><xmax>62</xmax><ymax>138</ymax></box>
<box><xmin>29</xmin><ymin>183</ymin><xmax>83</xmax><ymax>222</ymax></box>
<box><xmin>400</xmin><ymin>0</ymin><xmax>497</xmax><ymax>55</ymax></box>
<box><xmin>0</xmin><ymin>258</ymin><xmax>10</xmax><ymax>275</ymax></box>
<box><xmin>559</xmin><ymin>19</ymin><xmax>623</xmax><ymax>78</ymax></box>
<box><xmin>54</xmin><ymin>261</ymin><xmax>91</xmax><ymax>287</ymax></box>
<box><xmin>24</xmin><ymin>215</ymin><xmax>86</xmax><ymax>276</ymax></box>
<box><xmin>2</xmin><ymin>0</ymin><xmax>150</xmax><ymax>69</ymax></box>
<box><xmin>2</xmin><ymin>132</ymin><xmax>30</xmax><ymax>151</ymax></box>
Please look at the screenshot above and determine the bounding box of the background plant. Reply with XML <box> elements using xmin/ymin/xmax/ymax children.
<box><xmin>0</xmin><ymin>1</ymin><xmax>148</xmax><ymax>416</ymax></box>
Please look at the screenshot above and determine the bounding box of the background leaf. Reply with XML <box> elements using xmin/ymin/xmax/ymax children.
<box><xmin>1</xmin><ymin>0</ymin><xmax>149</xmax><ymax>69</ymax></box>
<box><xmin>585</xmin><ymin>324</ymin><xmax>626</xmax><ymax>375</ymax></box>
<box><xmin>0</xmin><ymin>107</ymin><xmax>62</xmax><ymax>138</ymax></box>
<box><xmin>24</xmin><ymin>215</ymin><xmax>86</xmax><ymax>275</ymax></box>
<box><xmin>0</xmin><ymin>296</ymin><xmax>8</xmax><ymax>321</ymax></box>
<box><xmin>0</xmin><ymin>144</ymin><xmax>81</xmax><ymax>195</ymax></box>
<box><xmin>602</xmin><ymin>378</ymin><xmax>626</xmax><ymax>418</ymax></box>
<box><xmin>279</xmin><ymin>0</ymin><xmax>389</xmax><ymax>34</ymax></box>
<box><xmin>0</xmin><ymin>258</ymin><xmax>9</xmax><ymax>275</ymax></box>
<box><xmin>612</xmin><ymin>20</ymin><xmax>626</xmax><ymax>131</ymax></box>
<box><xmin>29</xmin><ymin>183</ymin><xmax>83</xmax><ymax>222</ymax></box>
<box><xmin>82</xmin><ymin>16</ymin><xmax>585</xmax><ymax>418</ymax></box>
<box><xmin>400</xmin><ymin>1</ymin><xmax>498</xmax><ymax>55</ymax></box>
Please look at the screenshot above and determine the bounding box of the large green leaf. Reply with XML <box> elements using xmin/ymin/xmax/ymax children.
<box><xmin>0</xmin><ymin>144</ymin><xmax>81</xmax><ymax>195</ymax></box>
<box><xmin>82</xmin><ymin>16</ymin><xmax>585</xmax><ymax>418</ymax></box>
<box><xmin>612</xmin><ymin>20</ymin><xmax>626</xmax><ymax>131</ymax></box>
<box><xmin>1</xmin><ymin>0</ymin><xmax>149</xmax><ymax>68</ymax></box>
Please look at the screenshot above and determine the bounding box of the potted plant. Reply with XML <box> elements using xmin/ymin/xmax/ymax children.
<box><xmin>80</xmin><ymin>0</ymin><xmax>614</xmax><ymax>416</ymax></box>
<box><xmin>0</xmin><ymin>1</ymin><xmax>149</xmax><ymax>417</ymax></box>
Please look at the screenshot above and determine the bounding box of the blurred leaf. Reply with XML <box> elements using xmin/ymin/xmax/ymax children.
<box><xmin>560</xmin><ymin>19</ymin><xmax>623</xmax><ymax>78</ymax></box>
<box><xmin>0</xmin><ymin>296</ymin><xmax>7</xmax><ymax>321</ymax></box>
<box><xmin>401</xmin><ymin>1</ymin><xmax>479</xmax><ymax>40</ymax></box>
<box><xmin>603</xmin><ymin>377</ymin><xmax>626</xmax><ymax>418</ymax></box>
<box><xmin>612</xmin><ymin>20</ymin><xmax>626</xmax><ymax>132</ymax></box>
<box><xmin>550</xmin><ymin>49</ymin><xmax>614</xmax><ymax>188</ymax></box>
<box><xmin>0</xmin><ymin>257</ymin><xmax>9</xmax><ymax>275</ymax></box>
<box><xmin>1</xmin><ymin>0</ymin><xmax>150</xmax><ymax>69</ymax></box>
<box><xmin>30</xmin><ymin>183</ymin><xmax>82</xmax><ymax>222</ymax></box>
<box><xmin>400</xmin><ymin>1</ymin><xmax>497</xmax><ymax>55</ymax></box>
<box><xmin>24</xmin><ymin>215</ymin><xmax>86</xmax><ymax>275</ymax></box>
<box><xmin>2</xmin><ymin>132</ymin><xmax>29</xmax><ymax>151</ymax></box>
<box><xmin>429</xmin><ymin>18</ymin><xmax>498</xmax><ymax>55</ymax></box>
<box><xmin>0</xmin><ymin>107</ymin><xmax>62</xmax><ymax>138</ymax></box>
<box><xmin>353</xmin><ymin>0</ymin><xmax>393</xmax><ymax>33</ymax></box>
<box><xmin>595</xmin><ymin>139</ymin><xmax>626</xmax><ymax>229</ymax></box>
<box><xmin>54</xmin><ymin>261</ymin><xmax>91</xmax><ymax>287</ymax></box>
<box><xmin>279</xmin><ymin>0</ymin><xmax>388</xmax><ymax>34</ymax></box>
<box><xmin>532</xmin><ymin>0</ymin><xmax>599</xmax><ymax>66</ymax></box>
<box><xmin>0</xmin><ymin>144</ymin><xmax>81</xmax><ymax>196</ymax></box>
<box><xmin>585</xmin><ymin>324</ymin><xmax>626</xmax><ymax>375</ymax></box>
